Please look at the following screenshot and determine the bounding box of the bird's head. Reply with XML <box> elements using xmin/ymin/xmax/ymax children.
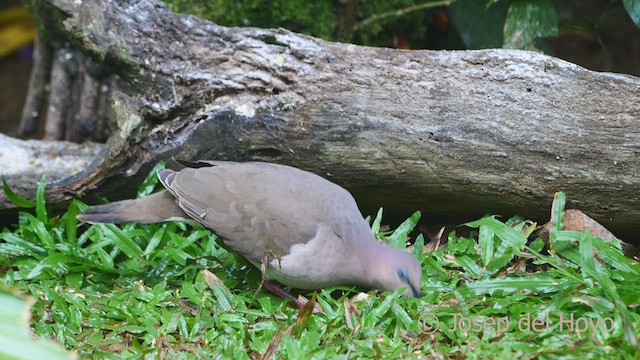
<box><xmin>366</xmin><ymin>245</ymin><xmax>423</xmax><ymax>298</ymax></box>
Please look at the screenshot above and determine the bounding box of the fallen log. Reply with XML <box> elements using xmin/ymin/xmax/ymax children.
<box><xmin>2</xmin><ymin>0</ymin><xmax>639</xmax><ymax>242</ymax></box>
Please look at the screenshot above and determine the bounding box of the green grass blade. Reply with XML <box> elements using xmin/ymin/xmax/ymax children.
<box><xmin>387</xmin><ymin>211</ymin><xmax>420</xmax><ymax>249</ymax></box>
<box><xmin>390</xmin><ymin>302</ymin><xmax>413</xmax><ymax>328</ymax></box>
<box><xmin>0</xmin><ymin>288</ymin><xmax>73</xmax><ymax>359</ymax></box>
<box><xmin>64</xmin><ymin>200</ymin><xmax>79</xmax><ymax>244</ymax></box>
<box><xmin>460</xmin><ymin>276</ymin><xmax>578</xmax><ymax>297</ymax></box>
<box><xmin>370</xmin><ymin>208</ymin><xmax>383</xmax><ymax>236</ymax></box>
<box><xmin>578</xmin><ymin>231</ymin><xmax>638</xmax><ymax>347</ymax></box>
<box><xmin>144</xmin><ymin>224</ymin><xmax>167</xmax><ymax>257</ymax></box>
<box><xmin>538</xmin><ymin>285</ymin><xmax>579</xmax><ymax>318</ymax></box>
<box><xmin>455</xmin><ymin>255</ymin><xmax>482</xmax><ymax>279</ymax></box>
<box><xmin>100</xmin><ymin>224</ymin><xmax>143</xmax><ymax>258</ymax></box>
<box><xmin>1</xmin><ymin>176</ymin><xmax>35</xmax><ymax>208</ymax></box>
<box><xmin>0</xmin><ymin>232</ymin><xmax>45</xmax><ymax>255</ymax></box>
<box><xmin>202</xmin><ymin>271</ymin><xmax>234</xmax><ymax>311</ymax></box>
<box><xmin>465</xmin><ymin>216</ymin><xmax>526</xmax><ymax>252</ymax></box>
<box><xmin>591</xmin><ymin>237</ymin><xmax>639</xmax><ymax>275</ymax></box>
<box><xmin>421</xmin><ymin>256</ymin><xmax>448</xmax><ymax>275</ymax></box>
<box><xmin>24</xmin><ymin>213</ymin><xmax>53</xmax><ymax>248</ymax></box>
<box><xmin>549</xmin><ymin>192</ymin><xmax>566</xmax><ymax>243</ymax></box>
<box><xmin>412</xmin><ymin>233</ymin><xmax>424</xmax><ymax>257</ymax></box>
<box><xmin>35</xmin><ymin>175</ymin><xmax>47</xmax><ymax>223</ymax></box>
<box><xmin>478</xmin><ymin>224</ymin><xmax>494</xmax><ymax>266</ymax></box>
<box><xmin>485</xmin><ymin>251</ymin><xmax>514</xmax><ymax>276</ymax></box>
<box><xmin>137</xmin><ymin>161</ymin><xmax>166</xmax><ymax>197</ymax></box>
<box><xmin>370</xmin><ymin>289</ymin><xmax>401</xmax><ymax>319</ymax></box>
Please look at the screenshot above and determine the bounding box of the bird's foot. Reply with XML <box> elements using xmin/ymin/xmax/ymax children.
<box><xmin>248</xmin><ymin>250</ymin><xmax>303</xmax><ymax>308</ymax></box>
<box><xmin>263</xmin><ymin>280</ymin><xmax>305</xmax><ymax>309</ymax></box>
<box><xmin>251</xmin><ymin>249</ymin><xmax>298</xmax><ymax>306</ymax></box>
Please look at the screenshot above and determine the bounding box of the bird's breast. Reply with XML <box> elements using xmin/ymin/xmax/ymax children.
<box><xmin>263</xmin><ymin>224</ymin><xmax>350</xmax><ymax>289</ymax></box>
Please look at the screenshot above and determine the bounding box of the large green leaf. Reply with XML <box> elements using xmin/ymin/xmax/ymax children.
<box><xmin>0</xmin><ymin>287</ymin><xmax>74</xmax><ymax>359</ymax></box>
<box><xmin>459</xmin><ymin>276</ymin><xmax>578</xmax><ymax>297</ymax></box>
<box><xmin>503</xmin><ymin>0</ymin><xmax>558</xmax><ymax>51</ymax></box>
<box><xmin>1</xmin><ymin>176</ymin><xmax>35</xmax><ymax>208</ymax></box>
<box><xmin>623</xmin><ymin>0</ymin><xmax>640</xmax><ymax>29</ymax></box>
<box><xmin>387</xmin><ymin>210</ymin><xmax>420</xmax><ymax>249</ymax></box>
<box><xmin>137</xmin><ymin>161</ymin><xmax>166</xmax><ymax>197</ymax></box>
<box><xmin>370</xmin><ymin>207</ymin><xmax>384</xmax><ymax>236</ymax></box>
<box><xmin>449</xmin><ymin>0</ymin><xmax>508</xmax><ymax>49</ymax></box>
<box><xmin>99</xmin><ymin>224</ymin><xmax>144</xmax><ymax>258</ymax></box>
<box><xmin>35</xmin><ymin>175</ymin><xmax>48</xmax><ymax>223</ymax></box>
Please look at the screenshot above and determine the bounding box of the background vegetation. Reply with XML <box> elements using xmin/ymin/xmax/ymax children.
<box><xmin>164</xmin><ymin>0</ymin><xmax>640</xmax><ymax>75</ymax></box>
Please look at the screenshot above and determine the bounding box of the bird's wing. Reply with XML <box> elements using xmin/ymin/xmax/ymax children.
<box><xmin>175</xmin><ymin>159</ymin><xmax>231</xmax><ymax>168</ymax></box>
<box><xmin>160</xmin><ymin>163</ymin><xmax>326</xmax><ymax>263</ymax></box>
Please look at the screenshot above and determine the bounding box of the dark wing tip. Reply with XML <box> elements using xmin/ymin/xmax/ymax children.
<box><xmin>175</xmin><ymin>159</ymin><xmax>204</xmax><ymax>168</ymax></box>
<box><xmin>76</xmin><ymin>203</ymin><xmax>128</xmax><ymax>224</ymax></box>
<box><xmin>77</xmin><ymin>214</ymin><xmax>127</xmax><ymax>224</ymax></box>
<box><xmin>175</xmin><ymin>159</ymin><xmax>230</xmax><ymax>168</ymax></box>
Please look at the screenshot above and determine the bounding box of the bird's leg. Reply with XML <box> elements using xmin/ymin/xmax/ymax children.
<box><xmin>250</xmin><ymin>250</ymin><xmax>281</xmax><ymax>305</ymax></box>
<box><xmin>250</xmin><ymin>250</ymin><xmax>304</xmax><ymax>308</ymax></box>
<box><xmin>265</xmin><ymin>249</ymin><xmax>282</xmax><ymax>271</ymax></box>
<box><xmin>263</xmin><ymin>280</ymin><xmax>304</xmax><ymax>309</ymax></box>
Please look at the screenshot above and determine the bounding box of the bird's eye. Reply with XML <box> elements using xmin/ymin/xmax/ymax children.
<box><xmin>396</xmin><ymin>268</ymin><xmax>409</xmax><ymax>282</ymax></box>
<box><xmin>396</xmin><ymin>267</ymin><xmax>421</xmax><ymax>297</ymax></box>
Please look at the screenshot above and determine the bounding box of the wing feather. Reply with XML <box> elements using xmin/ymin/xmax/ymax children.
<box><xmin>163</xmin><ymin>163</ymin><xmax>324</xmax><ymax>263</ymax></box>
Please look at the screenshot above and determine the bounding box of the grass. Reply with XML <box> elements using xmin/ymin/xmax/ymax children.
<box><xmin>0</xmin><ymin>168</ymin><xmax>638</xmax><ymax>359</ymax></box>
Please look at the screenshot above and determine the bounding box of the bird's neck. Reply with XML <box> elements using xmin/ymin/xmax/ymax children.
<box><xmin>346</xmin><ymin>231</ymin><xmax>391</xmax><ymax>288</ymax></box>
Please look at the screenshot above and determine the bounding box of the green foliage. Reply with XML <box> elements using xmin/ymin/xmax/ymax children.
<box><xmin>388</xmin><ymin>210</ymin><xmax>421</xmax><ymax>249</ymax></box>
<box><xmin>351</xmin><ymin>0</ymin><xmax>433</xmax><ymax>47</ymax></box>
<box><xmin>623</xmin><ymin>0</ymin><xmax>640</xmax><ymax>29</ymax></box>
<box><xmin>449</xmin><ymin>0</ymin><xmax>507</xmax><ymax>49</ymax></box>
<box><xmin>164</xmin><ymin>0</ymin><xmax>443</xmax><ymax>46</ymax></box>
<box><xmin>503</xmin><ymin>0</ymin><xmax>558</xmax><ymax>51</ymax></box>
<box><xmin>160</xmin><ymin>0</ymin><xmax>640</xmax><ymax>62</ymax></box>
<box><xmin>2</xmin><ymin>175</ymin><xmax>36</xmax><ymax>208</ymax></box>
<box><xmin>165</xmin><ymin>0</ymin><xmax>337</xmax><ymax>40</ymax></box>
<box><xmin>160</xmin><ymin>0</ymin><xmax>564</xmax><ymax>51</ymax></box>
<box><xmin>0</xmin><ymin>287</ymin><xmax>73</xmax><ymax>359</ymax></box>
<box><xmin>368</xmin><ymin>208</ymin><xmax>421</xmax><ymax>249</ymax></box>
<box><xmin>0</xmin><ymin>176</ymin><xmax>638</xmax><ymax>357</ymax></box>
<box><xmin>137</xmin><ymin>161</ymin><xmax>166</xmax><ymax>197</ymax></box>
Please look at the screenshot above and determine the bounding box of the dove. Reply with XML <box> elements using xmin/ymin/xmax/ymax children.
<box><xmin>77</xmin><ymin>161</ymin><xmax>422</xmax><ymax>297</ymax></box>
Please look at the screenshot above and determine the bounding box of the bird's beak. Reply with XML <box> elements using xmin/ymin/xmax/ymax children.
<box><xmin>408</xmin><ymin>283</ymin><xmax>421</xmax><ymax>298</ymax></box>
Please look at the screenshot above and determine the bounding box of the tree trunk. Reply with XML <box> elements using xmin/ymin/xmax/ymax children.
<box><xmin>2</xmin><ymin>0</ymin><xmax>639</xmax><ymax>242</ymax></box>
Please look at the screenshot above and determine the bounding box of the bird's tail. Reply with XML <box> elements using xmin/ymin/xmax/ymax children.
<box><xmin>76</xmin><ymin>190</ymin><xmax>188</xmax><ymax>224</ymax></box>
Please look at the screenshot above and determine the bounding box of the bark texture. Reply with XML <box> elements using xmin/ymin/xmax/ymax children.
<box><xmin>2</xmin><ymin>0</ymin><xmax>639</xmax><ymax>241</ymax></box>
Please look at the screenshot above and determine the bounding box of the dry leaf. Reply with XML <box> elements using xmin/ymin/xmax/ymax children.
<box><xmin>343</xmin><ymin>297</ymin><xmax>361</xmax><ymax>334</ymax></box>
<box><xmin>351</xmin><ymin>292</ymin><xmax>371</xmax><ymax>303</ymax></box>
<box><xmin>260</xmin><ymin>293</ymin><xmax>319</xmax><ymax>359</ymax></box>
<box><xmin>296</xmin><ymin>294</ymin><xmax>323</xmax><ymax>314</ymax></box>
<box><xmin>202</xmin><ymin>269</ymin><xmax>227</xmax><ymax>289</ymax></box>
<box><xmin>537</xmin><ymin>209</ymin><xmax>637</xmax><ymax>257</ymax></box>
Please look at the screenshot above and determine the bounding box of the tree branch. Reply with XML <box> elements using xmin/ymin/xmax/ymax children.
<box><xmin>3</xmin><ymin>0</ymin><xmax>639</xmax><ymax>243</ymax></box>
<box><xmin>352</xmin><ymin>0</ymin><xmax>455</xmax><ymax>31</ymax></box>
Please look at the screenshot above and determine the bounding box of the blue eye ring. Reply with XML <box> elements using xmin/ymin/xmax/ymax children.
<box><xmin>396</xmin><ymin>268</ymin><xmax>409</xmax><ymax>281</ymax></box>
<box><xmin>396</xmin><ymin>267</ymin><xmax>421</xmax><ymax>297</ymax></box>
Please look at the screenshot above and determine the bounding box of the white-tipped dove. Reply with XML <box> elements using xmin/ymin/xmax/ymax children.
<box><xmin>77</xmin><ymin>161</ymin><xmax>422</xmax><ymax>297</ymax></box>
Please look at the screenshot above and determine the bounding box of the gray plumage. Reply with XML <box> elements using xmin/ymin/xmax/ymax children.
<box><xmin>78</xmin><ymin>161</ymin><xmax>422</xmax><ymax>297</ymax></box>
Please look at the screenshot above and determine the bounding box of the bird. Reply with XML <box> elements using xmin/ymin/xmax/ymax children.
<box><xmin>77</xmin><ymin>160</ymin><xmax>422</xmax><ymax>298</ymax></box>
